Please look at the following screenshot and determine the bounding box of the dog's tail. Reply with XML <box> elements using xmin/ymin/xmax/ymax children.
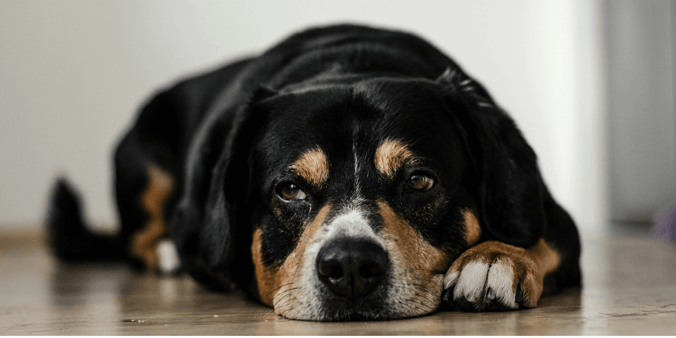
<box><xmin>46</xmin><ymin>178</ymin><xmax>127</xmax><ymax>261</ymax></box>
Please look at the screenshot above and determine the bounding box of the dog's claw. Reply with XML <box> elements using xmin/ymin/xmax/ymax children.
<box><xmin>454</xmin><ymin>295</ymin><xmax>476</xmax><ymax>311</ymax></box>
<box><xmin>485</xmin><ymin>287</ymin><xmax>496</xmax><ymax>301</ymax></box>
<box><xmin>442</xmin><ymin>287</ymin><xmax>453</xmax><ymax>302</ymax></box>
<box><xmin>515</xmin><ymin>285</ymin><xmax>524</xmax><ymax>304</ymax></box>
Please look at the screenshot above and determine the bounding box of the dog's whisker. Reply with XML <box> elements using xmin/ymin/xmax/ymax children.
<box><xmin>271</xmin><ymin>281</ymin><xmax>297</xmax><ymax>293</ymax></box>
<box><xmin>275</xmin><ymin>294</ymin><xmax>298</xmax><ymax>312</ymax></box>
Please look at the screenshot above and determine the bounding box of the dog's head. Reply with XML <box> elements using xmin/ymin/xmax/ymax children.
<box><xmin>174</xmin><ymin>69</ymin><xmax>545</xmax><ymax>320</ymax></box>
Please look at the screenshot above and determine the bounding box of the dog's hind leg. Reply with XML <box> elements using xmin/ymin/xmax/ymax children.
<box><xmin>113</xmin><ymin>91</ymin><xmax>184</xmax><ymax>274</ymax></box>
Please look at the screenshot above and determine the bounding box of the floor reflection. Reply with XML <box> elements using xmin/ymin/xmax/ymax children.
<box><xmin>3</xmin><ymin>231</ymin><xmax>674</xmax><ymax>334</ymax></box>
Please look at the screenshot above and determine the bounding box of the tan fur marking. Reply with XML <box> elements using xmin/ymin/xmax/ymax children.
<box><xmin>131</xmin><ymin>165</ymin><xmax>173</xmax><ymax>270</ymax></box>
<box><xmin>290</xmin><ymin>148</ymin><xmax>329</xmax><ymax>188</ymax></box>
<box><xmin>525</xmin><ymin>239</ymin><xmax>561</xmax><ymax>295</ymax></box>
<box><xmin>378</xmin><ymin>201</ymin><xmax>450</xmax><ymax>275</ymax></box>
<box><xmin>374</xmin><ymin>139</ymin><xmax>418</xmax><ymax>180</ymax></box>
<box><xmin>463</xmin><ymin>209</ymin><xmax>482</xmax><ymax>246</ymax></box>
<box><xmin>252</xmin><ymin>204</ymin><xmax>333</xmax><ymax>307</ymax></box>
<box><xmin>252</xmin><ymin>227</ymin><xmax>276</xmax><ymax>306</ymax></box>
<box><xmin>520</xmin><ymin>239</ymin><xmax>561</xmax><ymax>305</ymax></box>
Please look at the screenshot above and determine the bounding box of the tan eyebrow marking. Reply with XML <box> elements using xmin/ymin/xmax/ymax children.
<box><xmin>374</xmin><ymin>138</ymin><xmax>418</xmax><ymax>180</ymax></box>
<box><xmin>290</xmin><ymin>147</ymin><xmax>329</xmax><ymax>188</ymax></box>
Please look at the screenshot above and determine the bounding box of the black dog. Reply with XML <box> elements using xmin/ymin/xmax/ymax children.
<box><xmin>48</xmin><ymin>24</ymin><xmax>581</xmax><ymax>321</ymax></box>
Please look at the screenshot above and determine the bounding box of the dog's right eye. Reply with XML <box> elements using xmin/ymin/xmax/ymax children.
<box><xmin>277</xmin><ymin>182</ymin><xmax>307</xmax><ymax>201</ymax></box>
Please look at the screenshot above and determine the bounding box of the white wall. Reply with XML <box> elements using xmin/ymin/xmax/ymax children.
<box><xmin>0</xmin><ymin>0</ymin><xmax>604</xmax><ymax>234</ymax></box>
<box><xmin>604</xmin><ymin>0</ymin><xmax>676</xmax><ymax>223</ymax></box>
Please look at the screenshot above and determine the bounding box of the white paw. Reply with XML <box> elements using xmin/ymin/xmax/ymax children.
<box><xmin>156</xmin><ymin>239</ymin><xmax>181</xmax><ymax>275</ymax></box>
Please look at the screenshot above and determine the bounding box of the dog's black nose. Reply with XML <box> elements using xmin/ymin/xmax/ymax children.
<box><xmin>316</xmin><ymin>237</ymin><xmax>389</xmax><ymax>299</ymax></box>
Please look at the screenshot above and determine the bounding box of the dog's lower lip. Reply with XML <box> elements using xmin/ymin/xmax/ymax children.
<box><xmin>321</xmin><ymin>306</ymin><xmax>389</xmax><ymax>321</ymax></box>
<box><xmin>319</xmin><ymin>293</ymin><xmax>388</xmax><ymax>318</ymax></box>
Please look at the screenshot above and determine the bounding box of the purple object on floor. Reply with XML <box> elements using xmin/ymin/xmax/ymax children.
<box><xmin>655</xmin><ymin>203</ymin><xmax>676</xmax><ymax>243</ymax></box>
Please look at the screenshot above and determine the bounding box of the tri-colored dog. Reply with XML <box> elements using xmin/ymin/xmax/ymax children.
<box><xmin>48</xmin><ymin>24</ymin><xmax>581</xmax><ymax>321</ymax></box>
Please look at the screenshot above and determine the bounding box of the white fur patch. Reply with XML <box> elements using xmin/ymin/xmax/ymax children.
<box><xmin>323</xmin><ymin>209</ymin><xmax>380</xmax><ymax>241</ymax></box>
<box><xmin>351</xmin><ymin>142</ymin><xmax>364</xmax><ymax>203</ymax></box>
<box><xmin>485</xmin><ymin>259</ymin><xmax>518</xmax><ymax>309</ymax></box>
<box><xmin>453</xmin><ymin>260</ymin><xmax>489</xmax><ymax>302</ymax></box>
<box><xmin>156</xmin><ymin>239</ymin><xmax>180</xmax><ymax>275</ymax></box>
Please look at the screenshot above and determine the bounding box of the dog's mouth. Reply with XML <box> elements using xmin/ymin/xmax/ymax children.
<box><xmin>306</xmin><ymin>286</ymin><xmax>394</xmax><ymax>321</ymax></box>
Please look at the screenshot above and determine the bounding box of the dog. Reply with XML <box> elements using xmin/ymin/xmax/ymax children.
<box><xmin>47</xmin><ymin>24</ymin><xmax>581</xmax><ymax>321</ymax></box>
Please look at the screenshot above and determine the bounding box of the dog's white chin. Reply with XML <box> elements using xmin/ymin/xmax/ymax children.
<box><xmin>275</xmin><ymin>298</ymin><xmax>442</xmax><ymax>321</ymax></box>
<box><xmin>273</xmin><ymin>274</ymin><xmax>445</xmax><ymax>321</ymax></box>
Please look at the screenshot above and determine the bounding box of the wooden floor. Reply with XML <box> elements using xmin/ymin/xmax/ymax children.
<box><xmin>1</xmin><ymin>227</ymin><xmax>676</xmax><ymax>335</ymax></box>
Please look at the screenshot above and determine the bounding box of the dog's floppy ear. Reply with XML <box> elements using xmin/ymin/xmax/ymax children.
<box><xmin>438</xmin><ymin>68</ymin><xmax>545</xmax><ymax>247</ymax></box>
<box><xmin>172</xmin><ymin>86</ymin><xmax>274</xmax><ymax>289</ymax></box>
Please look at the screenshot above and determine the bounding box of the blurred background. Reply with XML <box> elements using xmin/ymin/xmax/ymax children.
<box><xmin>0</xmin><ymin>0</ymin><xmax>674</xmax><ymax>237</ymax></box>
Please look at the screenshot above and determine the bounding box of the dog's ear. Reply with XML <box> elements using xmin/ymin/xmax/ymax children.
<box><xmin>438</xmin><ymin>68</ymin><xmax>545</xmax><ymax>247</ymax></box>
<box><xmin>172</xmin><ymin>86</ymin><xmax>275</xmax><ymax>289</ymax></box>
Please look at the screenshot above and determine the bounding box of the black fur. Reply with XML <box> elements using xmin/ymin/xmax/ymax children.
<box><xmin>47</xmin><ymin>178</ymin><xmax>126</xmax><ymax>261</ymax></box>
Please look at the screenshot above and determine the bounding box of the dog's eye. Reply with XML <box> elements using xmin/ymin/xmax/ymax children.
<box><xmin>277</xmin><ymin>182</ymin><xmax>307</xmax><ymax>201</ymax></box>
<box><xmin>407</xmin><ymin>174</ymin><xmax>434</xmax><ymax>191</ymax></box>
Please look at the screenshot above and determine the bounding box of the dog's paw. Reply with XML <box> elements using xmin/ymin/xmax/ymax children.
<box><xmin>442</xmin><ymin>241</ymin><xmax>542</xmax><ymax>311</ymax></box>
<box><xmin>156</xmin><ymin>239</ymin><xmax>181</xmax><ymax>275</ymax></box>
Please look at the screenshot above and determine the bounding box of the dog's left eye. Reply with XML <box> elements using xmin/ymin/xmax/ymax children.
<box><xmin>407</xmin><ymin>173</ymin><xmax>435</xmax><ymax>191</ymax></box>
<box><xmin>277</xmin><ymin>182</ymin><xmax>307</xmax><ymax>201</ymax></box>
